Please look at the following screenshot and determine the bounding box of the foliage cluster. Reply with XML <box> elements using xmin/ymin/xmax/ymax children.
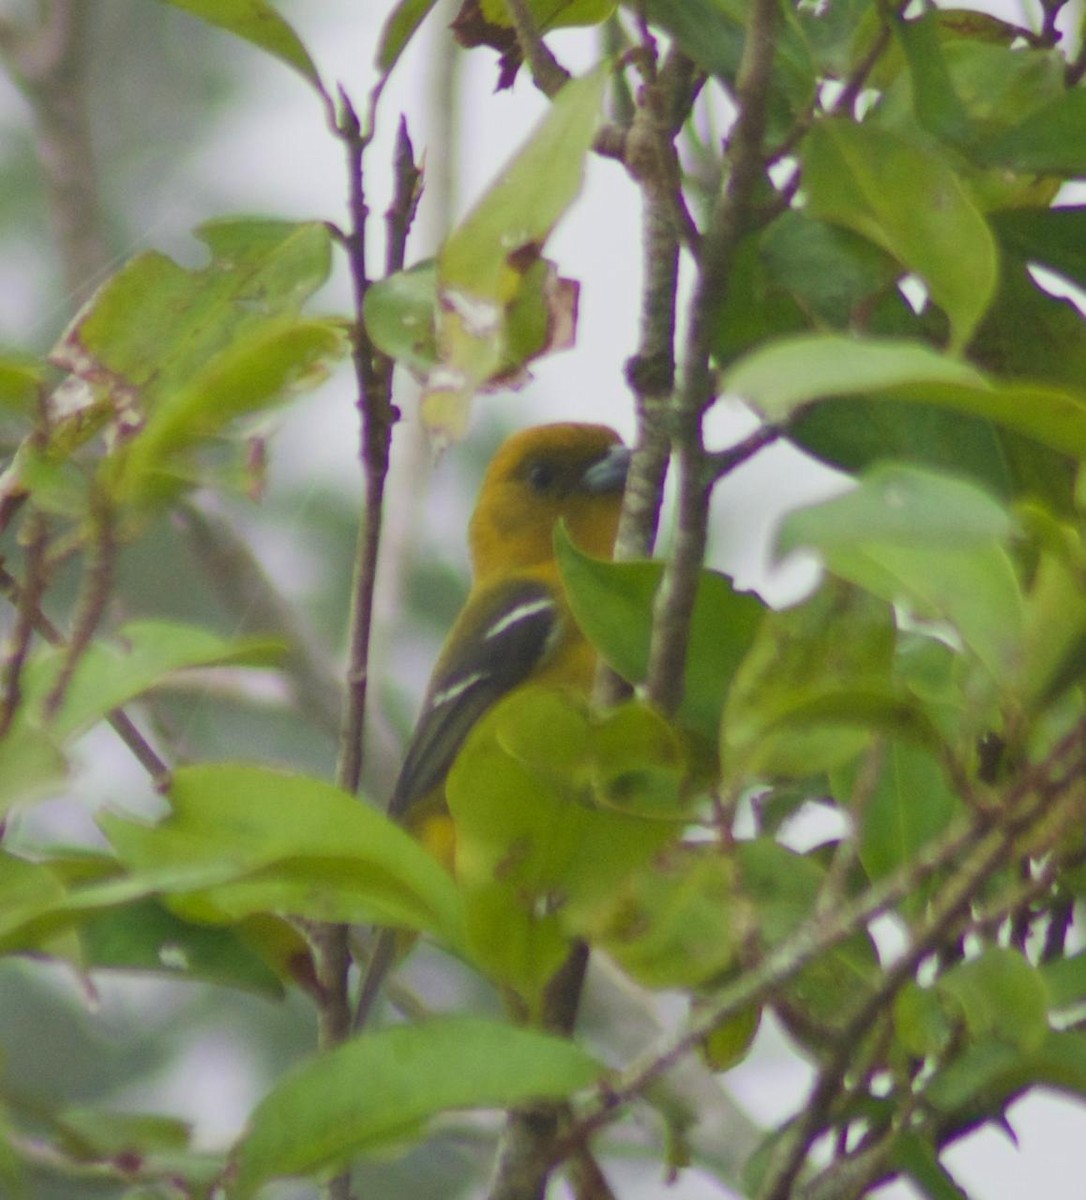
<box><xmin>1</xmin><ymin>1</ymin><xmax>1085</xmax><ymax>1198</ymax></box>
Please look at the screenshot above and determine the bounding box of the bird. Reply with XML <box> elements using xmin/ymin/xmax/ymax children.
<box><xmin>355</xmin><ymin>422</ymin><xmax>630</xmax><ymax>1026</ymax></box>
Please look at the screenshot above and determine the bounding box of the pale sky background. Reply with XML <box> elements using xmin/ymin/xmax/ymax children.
<box><xmin>3</xmin><ymin>1</ymin><xmax>1084</xmax><ymax>1196</ymax></box>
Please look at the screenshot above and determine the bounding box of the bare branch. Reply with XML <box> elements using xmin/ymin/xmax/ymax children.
<box><xmin>704</xmin><ymin>423</ymin><xmax>781</xmax><ymax>484</ymax></box>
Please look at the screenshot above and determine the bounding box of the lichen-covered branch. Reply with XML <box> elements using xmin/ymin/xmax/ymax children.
<box><xmin>503</xmin><ymin>0</ymin><xmax>570</xmax><ymax>97</ymax></box>
<box><xmin>646</xmin><ymin>0</ymin><xmax>779</xmax><ymax>716</ymax></box>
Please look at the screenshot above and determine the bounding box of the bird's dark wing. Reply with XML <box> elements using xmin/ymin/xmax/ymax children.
<box><xmin>388</xmin><ymin>576</ymin><xmax>560</xmax><ymax>819</ymax></box>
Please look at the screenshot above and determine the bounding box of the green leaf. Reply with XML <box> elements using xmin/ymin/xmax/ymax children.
<box><xmin>938</xmin><ymin>947</ymin><xmax>1049</xmax><ymax>1054</ymax></box>
<box><xmin>781</xmin><ymin>460</ymin><xmax>1015</xmax><ymax>548</ymax></box>
<box><xmin>1027</xmin><ymin>1030</ymin><xmax>1086</xmax><ymax>1097</ymax></box>
<box><xmin>801</xmin><ymin>120</ymin><xmax>998</xmax><ymax>349</ymax></box>
<box><xmin>0</xmin><ymin>354</ymin><xmax>46</xmax><ymax>413</ymax></box>
<box><xmin>113</xmin><ymin>315</ymin><xmax>346</xmax><ymax>502</ymax></box>
<box><xmin>100</xmin><ymin>764</ymin><xmax>467</xmax><ymax>948</ymax></box>
<box><xmin>641</xmin><ymin>0</ymin><xmax>745</xmax><ymax>81</ymax></box>
<box><xmin>52</xmin><ymin>1107</ymin><xmax>192</xmax><ymax>1161</ymax></box>
<box><xmin>574</xmin><ymin>846</ymin><xmax>743</xmax><ymax>990</ymax></box>
<box><xmin>894</xmin><ymin>1133</ymin><xmax>971</xmax><ymax>1200</ymax></box>
<box><xmin>724</xmin><ymin>582</ymin><xmax>941</xmax><ymax>781</ymax></box>
<box><xmin>0</xmin><ymin>725</ymin><xmax>66</xmax><ymax>818</ymax></box>
<box><xmin>1041</xmin><ymin>950</ymin><xmax>1086</xmax><ymax>1017</ymax></box>
<box><xmin>51</xmin><ymin>219</ymin><xmax>341</xmax><ymax>503</ymax></box>
<box><xmin>426</xmin><ymin>67</ymin><xmax>606</xmax><ymax>438</ymax></box>
<box><xmin>642</xmin><ymin>0</ymin><xmax>814</xmax><ymax>134</ymax></box>
<box><xmin>887</xmin><ymin>22</ymin><xmax>1066</xmax><ymax>164</ymax></box>
<box><xmin>940</xmin><ymin>39</ymin><xmax>1065</xmax><ymax>145</ymax></box>
<box><xmin>711</xmin><ymin>234</ymin><xmax>807</xmax><ymax>365</ymax></box>
<box><xmin>993</xmin><ymin>207</ymin><xmax>1086</xmax><ymax>294</ymax></box>
<box><xmin>156</xmin><ymin>0</ymin><xmax>322</xmax><ymax>88</ymax></box>
<box><xmin>555</xmin><ymin>525</ymin><xmax>765</xmax><ymax>740</ymax></box>
<box><xmin>447</xmin><ymin>689</ymin><xmax>683</xmax><ymax>999</ymax></box>
<box><xmin>377</xmin><ymin>0</ymin><xmax>441</xmax><ymax>72</ymax></box>
<box><xmin>894</xmin><ymin>12</ymin><xmax>972</xmax><ymax>145</ymax></box>
<box><xmin>0</xmin><ymin>853</ymin><xmax>68</xmax><ymax>955</ymax></box>
<box><xmin>0</xmin><ymin>1108</ymin><xmax>24</xmax><ymax>1200</ymax></box>
<box><xmin>925</xmin><ymin>1027</ymin><xmax>1086</xmax><ymax>1115</ymax></box>
<box><xmin>231</xmin><ymin>1017</ymin><xmax>602</xmax><ymax>1197</ymax></box>
<box><xmin>894</xmin><ymin>981</ymin><xmax>954</xmax><ymax>1057</ymax></box>
<box><xmin>736</xmin><ymin>839</ymin><xmax>878</xmax><ymax>1036</ymax></box>
<box><xmin>473</xmin><ymin>0</ymin><xmax>615</xmax><ymax>31</ymax></box>
<box><xmin>1016</xmin><ymin>544</ymin><xmax>1086</xmax><ymax>709</ymax></box>
<box><xmin>759</xmin><ymin>210</ymin><xmax>901</xmax><ymax>328</ymax></box>
<box><xmin>972</xmin><ymin>255</ymin><xmax>1086</xmax><ymax>395</ymax></box>
<box><xmin>977</xmin><ymin>88</ymin><xmax>1086</xmax><ymax>175</ymax></box>
<box><xmin>848</xmin><ymin>743</ymin><xmax>962</xmax><ymax>896</ymax></box>
<box><xmin>724</xmin><ymin>334</ymin><xmax>984</xmax><ymax>419</ymax></box>
<box><xmin>77</xmin><ymin>897</ymin><xmax>286</xmax><ymax>996</ymax></box>
<box><xmin>21</xmin><ymin>620</ymin><xmax>282</xmax><ymax>741</ymax></box>
<box><xmin>780</xmin><ymin>463</ymin><xmax>1025</xmax><ymax>685</ymax></box>
<box><xmin>791</xmin><ymin>396</ymin><xmax>1043</xmax><ymax>510</ymax></box>
<box><xmin>698</xmin><ymin>1002</ymin><xmax>761</xmax><ymax>1073</ymax></box>
<box><xmin>362</xmin><ymin>260</ymin><xmax>438</xmax><ymax>375</ymax></box>
<box><xmin>729</xmin><ymin>333</ymin><xmax>1086</xmax><ymax>460</ymax></box>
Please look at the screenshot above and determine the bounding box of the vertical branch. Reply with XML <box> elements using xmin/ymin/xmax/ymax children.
<box><xmin>488</xmin><ymin>45</ymin><xmax>698</xmax><ymax>1200</ymax></box>
<box><xmin>614</xmin><ymin>48</ymin><xmax>694</xmax><ymax>567</ymax></box>
<box><xmin>333</xmin><ymin>100</ymin><xmax>418</xmax><ymax>800</ymax></box>
<box><xmin>0</xmin><ymin>513</ymin><xmax>49</xmax><ymax>739</ymax></box>
<box><xmin>645</xmin><ymin>0</ymin><xmax>778</xmax><ymax>715</ymax></box>
<box><xmin>316</xmin><ymin>86</ymin><xmax>420</xmax><ymax>1200</ymax></box>
<box><xmin>0</xmin><ymin>2</ymin><xmax>108</xmax><ymax>301</ymax></box>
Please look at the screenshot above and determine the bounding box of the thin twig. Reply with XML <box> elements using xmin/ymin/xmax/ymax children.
<box><xmin>551</xmin><ymin>812</ymin><xmax>983</xmax><ymax>1164</ymax></box>
<box><xmin>549</xmin><ymin>712</ymin><xmax>1086</xmax><ymax>1174</ymax></box>
<box><xmin>0</xmin><ymin>562</ymin><xmax>170</xmax><ymax>783</ymax></box>
<box><xmin>313</xmin><ymin>84</ymin><xmax>417</xmax><ymax>1200</ymax></box>
<box><xmin>704</xmin><ymin>423</ymin><xmax>782</xmax><ymax>483</ymax></box>
<box><xmin>790</xmin><ymin>739</ymin><xmax>1085</xmax><ymax>1196</ymax></box>
<box><xmin>347</xmin><ymin>116</ymin><xmax>425</xmax><ymax>1037</ymax></box>
<box><xmin>45</xmin><ymin>493</ymin><xmax>114</xmax><ymax>717</ymax></box>
<box><xmin>0</xmin><ymin>517</ymin><xmax>48</xmax><ymax>739</ymax></box>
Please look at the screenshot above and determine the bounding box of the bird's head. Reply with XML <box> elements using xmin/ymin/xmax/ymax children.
<box><xmin>469</xmin><ymin>423</ymin><xmax>630</xmax><ymax>580</ymax></box>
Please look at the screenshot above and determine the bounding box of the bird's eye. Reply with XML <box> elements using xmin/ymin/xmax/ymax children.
<box><xmin>525</xmin><ymin>459</ymin><xmax>557</xmax><ymax>493</ymax></box>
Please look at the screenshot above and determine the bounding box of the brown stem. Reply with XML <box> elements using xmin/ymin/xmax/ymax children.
<box><xmin>344</xmin><ymin>114</ymin><xmax>424</xmax><ymax>1038</ymax></box>
<box><xmin>0</xmin><ymin>516</ymin><xmax>48</xmax><ymax>739</ymax></box>
<box><xmin>314</xmin><ymin>90</ymin><xmax>417</xmax><ymax>1200</ymax></box>
<box><xmin>44</xmin><ymin>492</ymin><xmax>114</xmax><ymax>717</ymax></box>
<box><xmin>705</xmin><ymin>423</ymin><xmax>781</xmax><ymax>483</ymax></box>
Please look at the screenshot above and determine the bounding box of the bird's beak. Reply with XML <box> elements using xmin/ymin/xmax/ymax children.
<box><xmin>581</xmin><ymin>443</ymin><xmax>631</xmax><ymax>494</ymax></box>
